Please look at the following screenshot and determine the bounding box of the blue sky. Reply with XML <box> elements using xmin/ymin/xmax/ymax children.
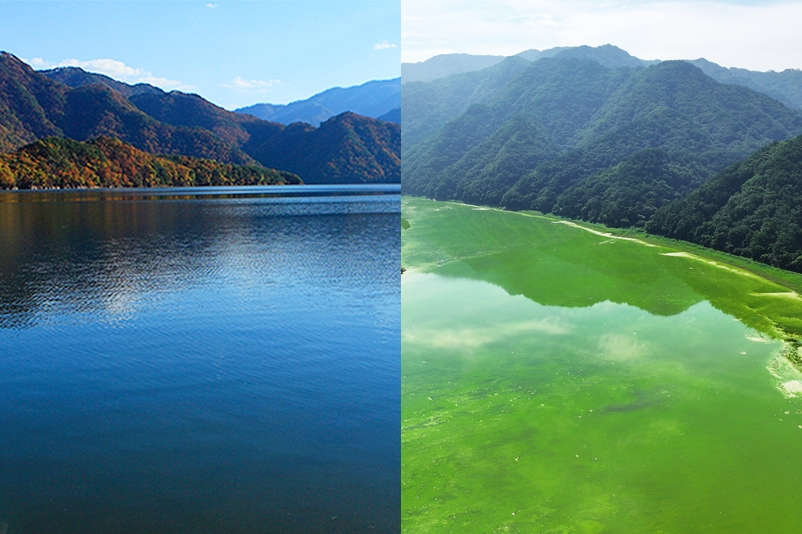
<box><xmin>403</xmin><ymin>0</ymin><xmax>802</xmax><ymax>71</ymax></box>
<box><xmin>0</xmin><ymin>0</ymin><xmax>400</xmax><ymax>109</ymax></box>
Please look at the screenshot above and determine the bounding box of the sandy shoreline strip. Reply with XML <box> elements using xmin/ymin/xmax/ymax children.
<box><xmin>552</xmin><ymin>220</ymin><xmax>658</xmax><ymax>247</ymax></box>
<box><xmin>661</xmin><ymin>251</ymin><xmax>787</xmax><ymax>284</ymax></box>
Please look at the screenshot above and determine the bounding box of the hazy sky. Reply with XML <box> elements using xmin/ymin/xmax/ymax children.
<box><xmin>0</xmin><ymin>0</ymin><xmax>400</xmax><ymax>109</ymax></box>
<box><xmin>402</xmin><ymin>0</ymin><xmax>802</xmax><ymax>71</ymax></box>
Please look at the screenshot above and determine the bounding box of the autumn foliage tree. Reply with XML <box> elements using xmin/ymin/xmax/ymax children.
<box><xmin>0</xmin><ymin>136</ymin><xmax>301</xmax><ymax>189</ymax></box>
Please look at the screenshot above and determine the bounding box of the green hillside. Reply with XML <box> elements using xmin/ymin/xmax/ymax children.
<box><xmin>404</xmin><ymin>57</ymin><xmax>802</xmax><ymax>231</ymax></box>
<box><xmin>646</xmin><ymin>134</ymin><xmax>802</xmax><ymax>272</ymax></box>
<box><xmin>401</xmin><ymin>56</ymin><xmax>530</xmax><ymax>149</ymax></box>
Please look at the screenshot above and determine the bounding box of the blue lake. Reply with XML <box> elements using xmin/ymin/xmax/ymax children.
<box><xmin>0</xmin><ymin>185</ymin><xmax>400</xmax><ymax>533</ymax></box>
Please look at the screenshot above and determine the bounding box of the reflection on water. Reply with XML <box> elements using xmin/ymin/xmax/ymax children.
<box><xmin>402</xmin><ymin>197</ymin><xmax>802</xmax><ymax>533</ymax></box>
<box><xmin>0</xmin><ymin>185</ymin><xmax>400</xmax><ymax>533</ymax></box>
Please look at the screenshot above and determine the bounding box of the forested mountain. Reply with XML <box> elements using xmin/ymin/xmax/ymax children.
<box><xmin>403</xmin><ymin>57</ymin><xmax>802</xmax><ymax>230</ymax></box>
<box><xmin>247</xmin><ymin>112</ymin><xmax>400</xmax><ymax>184</ymax></box>
<box><xmin>42</xmin><ymin>66</ymin><xmax>162</xmax><ymax>98</ymax></box>
<box><xmin>125</xmin><ymin>90</ymin><xmax>281</xmax><ymax>147</ymax></box>
<box><xmin>405</xmin><ymin>44</ymin><xmax>802</xmax><ymax>272</ymax></box>
<box><xmin>89</xmin><ymin>84</ymin><xmax>401</xmax><ymax>183</ymax></box>
<box><xmin>402</xmin><ymin>56</ymin><xmax>530</xmax><ymax>149</ymax></box>
<box><xmin>235</xmin><ymin>78</ymin><xmax>400</xmax><ymax>125</ymax></box>
<box><xmin>551</xmin><ymin>149</ymin><xmax>710</xmax><ymax>227</ymax></box>
<box><xmin>0</xmin><ymin>52</ymin><xmax>65</xmax><ymax>150</ymax></box>
<box><xmin>0</xmin><ymin>52</ymin><xmax>399</xmax><ymax>184</ymax></box>
<box><xmin>646</xmin><ymin>135</ymin><xmax>802</xmax><ymax>271</ymax></box>
<box><xmin>0</xmin><ymin>52</ymin><xmax>257</xmax><ymax>164</ymax></box>
<box><xmin>687</xmin><ymin>59</ymin><xmax>802</xmax><ymax>111</ymax></box>
<box><xmin>0</xmin><ymin>136</ymin><xmax>300</xmax><ymax>189</ymax></box>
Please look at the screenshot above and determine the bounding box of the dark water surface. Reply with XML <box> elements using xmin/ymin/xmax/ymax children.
<box><xmin>0</xmin><ymin>185</ymin><xmax>400</xmax><ymax>533</ymax></box>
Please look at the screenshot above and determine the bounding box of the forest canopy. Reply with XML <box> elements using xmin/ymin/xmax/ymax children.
<box><xmin>0</xmin><ymin>136</ymin><xmax>301</xmax><ymax>190</ymax></box>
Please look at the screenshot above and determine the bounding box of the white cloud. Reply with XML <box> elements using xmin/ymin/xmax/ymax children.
<box><xmin>25</xmin><ymin>57</ymin><xmax>50</xmax><ymax>69</ymax></box>
<box><xmin>223</xmin><ymin>76</ymin><xmax>281</xmax><ymax>92</ymax></box>
<box><xmin>374</xmin><ymin>40</ymin><xmax>398</xmax><ymax>51</ymax></box>
<box><xmin>65</xmin><ymin>58</ymin><xmax>144</xmax><ymax>78</ymax></box>
<box><xmin>205</xmin><ymin>3</ymin><xmax>218</xmax><ymax>8</ymax></box>
<box><xmin>598</xmin><ymin>333</ymin><xmax>650</xmax><ymax>362</ymax></box>
<box><xmin>137</xmin><ymin>75</ymin><xmax>194</xmax><ymax>91</ymax></box>
<box><xmin>23</xmin><ymin>56</ymin><xmax>195</xmax><ymax>91</ymax></box>
<box><xmin>402</xmin><ymin>0</ymin><xmax>802</xmax><ymax>71</ymax></box>
<box><xmin>403</xmin><ymin>318</ymin><xmax>570</xmax><ymax>351</ymax></box>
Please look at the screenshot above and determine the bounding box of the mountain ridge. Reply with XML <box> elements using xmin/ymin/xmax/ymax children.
<box><xmin>404</xmin><ymin>55</ymin><xmax>802</xmax><ymax>233</ymax></box>
<box><xmin>401</xmin><ymin>44</ymin><xmax>655</xmax><ymax>84</ymax></box>
<box><xmin>235</xmin><ymin>78</ymin><xmax>400</xmax><ymax>125</ymax></box>
<box><xmin>42</xmin><ymin>66</ymin><xmax>163</xmax><ymax>98</ymax></box>
<box><xmin>403</xmin><ymin>45</ymin><xmax>802</xmax><ymax>114</ymax></box>
<box><xmin>1</xmin><ymin>52</ymin><xmax>399</xmax><ymax>184</ymax></box>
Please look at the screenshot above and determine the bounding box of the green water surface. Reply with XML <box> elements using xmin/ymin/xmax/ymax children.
<box><xmin>402</xmin><ymin>197</ymin><xmax>802</xmax><ymax>533</ymax></box>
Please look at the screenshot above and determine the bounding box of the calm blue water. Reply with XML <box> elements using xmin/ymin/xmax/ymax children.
<box><xmin>0</xmin><ymin>185</ymin><xmax>400</xmax><ymax>533</ymax></box>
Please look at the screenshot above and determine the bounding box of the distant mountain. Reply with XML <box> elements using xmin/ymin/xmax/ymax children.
<box><xmin>235</xmin><ymin>78</ymin><xmax>400</xmax><ymax>126</ymax></box>
<box><xmin>515</xmin><ymin>47</ymin><xmax>570</xmax><ymax>62</ymax></box>
<box><xmin>378</xmin><ymin>107</ymin><xmax>400</xmax><ymax>123</ymax></box>
<box><xmin>0</xmin><ymin>52</ymin><xmax>399</xmax><ymax>184</ymax></box>
<box><xmin>548</xmin><ymin>44</ymin><xmax>657</xmax><ymax>69</ymax></box>
<box><xmin>404</xmin><ymin>47</ymin><xmax>802</xmax><ymax>116</ymax></box>
<box><xmin>516</xmin><ymin>44</ymin><xmax>657</xmax><ymax>70</ymax></box>
<box><xmin>403</xmin><ymin>57</ymin><xmax>802</xmax><ymax>226</ymax></box>
<box><xmin>646</xmin><ymin>135</ymin><xmax>802</xmax><ymax>272</ymax></box>
<box><xmin>687</xmin><ymin>58</ymin><xmax>802</xmax><ymax>111</ymax></box>
<box><xmin>402</xmin><ymin>44</ymin><xmax>656</xmax><ymax>84</ymax></box>
<box><xmin>0</xmin><ymin>136</ymin><xmax>300</xmax><ymax>189</ymax></box>
<box><xmin>401</xmin><ymin>54</ymin><xmax>506</xmax><ymax>83</ymax></box>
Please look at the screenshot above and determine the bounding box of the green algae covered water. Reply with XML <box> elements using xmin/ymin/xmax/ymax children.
<box><xmin>401</xmin><ymin>197</ymin><xmax>802</xmax><ymax>533</ymax></box>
